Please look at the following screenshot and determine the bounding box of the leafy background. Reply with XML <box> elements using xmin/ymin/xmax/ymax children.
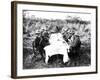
<box><xmin>23</xmin><ymin>12</ymin><xmax>91</xmax><ymax>69</ymax></box>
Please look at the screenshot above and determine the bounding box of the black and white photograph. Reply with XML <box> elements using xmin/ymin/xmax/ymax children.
<box><xmin>23</xmin><ymin>10</ymin><xmax>91</xmax><ymax>69</ymax></box>
<box><xmin>11</xmin><ymin>1</ymin><xmax>97</xmax><ymax>78</ymax></box>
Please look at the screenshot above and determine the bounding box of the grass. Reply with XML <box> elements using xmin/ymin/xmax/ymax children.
<box><xmin>23</xmin><ymin>43</ymin><xmax>90</xmax><ymax>69</ymax></box>
<box><xmin>23</xmin><ymin>15</ymin><xmax>91</xmax><ymax>69</ymax></box>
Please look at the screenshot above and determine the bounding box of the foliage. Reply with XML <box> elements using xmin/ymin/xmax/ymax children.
<box><xmin>23</xmin><ymin>15</ymin><xmax>91</xmax><ymax>69</ymax></box>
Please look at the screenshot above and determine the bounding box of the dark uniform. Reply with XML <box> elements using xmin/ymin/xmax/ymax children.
<box><xmin>68</xmin><ymin>35</ymin><xmax>81</xmax><ymax>60</ymax></box>
<box><xmin>32</xmin><ymin>31</ymin><xmax>49</xmax><ymax>62</ymax></box>
<box><xmin>63</xmin><ymin>29</ymin><xmax>81</xmax><ymax>60</ymax></box>
<box><xmin>32</xmin><ymin>36</ymin><xmax>41</xmax><ymax>55</ymax></box>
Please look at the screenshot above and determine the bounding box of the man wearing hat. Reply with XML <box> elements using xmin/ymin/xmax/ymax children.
<box><xmin>32</xmin><ymin>30</ymin><xmax>41</xmax><ymax>56</ymax></box>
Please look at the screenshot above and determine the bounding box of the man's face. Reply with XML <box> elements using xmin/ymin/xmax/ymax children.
<box><xmin>64</xmin><ymin>32</ymin><xmax>72</xmax><ymax>39</ymax></box>
<box><xmin>69</xmin><ymin>33</ymin><xmax>73</xmax><ymax>39</ymax></box>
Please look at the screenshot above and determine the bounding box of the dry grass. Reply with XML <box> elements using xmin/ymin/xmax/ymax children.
<box><xmin>23</xmin><ymin>15</ymin><xmax>91</xmax><ymax>69</ymax></box>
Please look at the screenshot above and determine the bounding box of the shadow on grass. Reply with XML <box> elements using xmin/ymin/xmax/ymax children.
<box><xmin>23</xmin><ymin>43</ymin><xmax>91</xmax><ymax>69</ymax></box>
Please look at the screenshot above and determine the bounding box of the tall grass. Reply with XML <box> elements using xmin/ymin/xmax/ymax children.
<box><xmin>23</xmin><ymin>15</ymin><xmax>91</xmax><ymax>69</ymax></box>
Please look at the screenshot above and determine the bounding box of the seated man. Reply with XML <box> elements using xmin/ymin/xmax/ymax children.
<box><xmin>32</xmin><ymin>30</ymin><xmax>49</xmax><ymax>62</ymax></box>
<box><xmin>63</xmin><ymin>29</ymin><xmax>81</xmax><ymax>60</ymax></box>
<box><xmin>68</xmin><ymin>35</ymin><xmax>81</xmax><ymax>60</ymax></box>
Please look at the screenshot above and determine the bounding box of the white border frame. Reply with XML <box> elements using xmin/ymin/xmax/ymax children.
<box><xmin>16</xmin><ymin>3</ymin><xmax>97</xmax><ymax>77</ymax></box>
